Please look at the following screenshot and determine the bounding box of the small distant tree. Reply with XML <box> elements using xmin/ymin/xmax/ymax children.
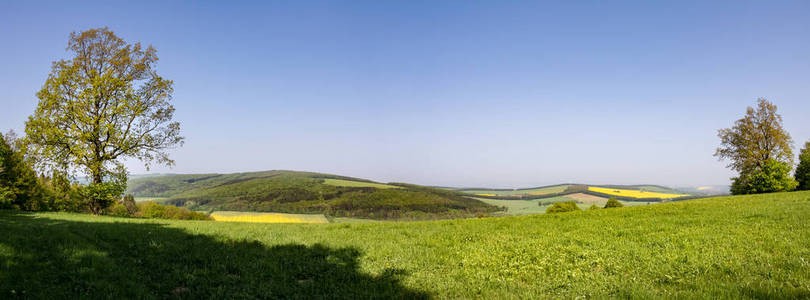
<box><xmin>122</xmin><ymin>194</ymin><xmax>138</xmax><ymax>215</ymax></box>
<box><xmin>796</xmin><ymin>141</ymin><xmax>810</xmax><ymax>191</ymax></box>
<box><xmin>603</xmin><ymin>198</ymin><xmax>623</xmax><ymax>208</ymax></box>
<box><xmin>588</xmin><ymin>204</ymin><xmax>600</xmax><ymax>210</ymax></box>
<box><xmin>545</xmin><ymin>201</ymin><xmax>580</xmax><ymax>214</ymax></box>
<box><xmin>24</xmin><ymin>28</ymin><xmax>184</xmax><ymax>214</ymax></box>
<box><xmin>715</xmin><ymin>98</ymin><xmax>796</xmax><ymax>194</ymax></box>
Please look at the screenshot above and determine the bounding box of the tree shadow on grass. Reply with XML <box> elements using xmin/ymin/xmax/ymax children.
<box><xmin>0</xmin><ymin>211</ymin><xmax>429</xmax><ymax>299</ymax></box>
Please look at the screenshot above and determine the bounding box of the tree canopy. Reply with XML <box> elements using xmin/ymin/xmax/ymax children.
<box><xmin>24</xmin><ymin>27</ymin><xmax>183</xmax><ymax>213</ymax></box>
<box><xmin>25</xmin><ymin>27</ymin><xmax>183</xmax><ymax>185</ymax></box>
<box><xmin>715</xmin><ymin>99</ymin><xmax>796</xmax><ymax>194</ymax></box>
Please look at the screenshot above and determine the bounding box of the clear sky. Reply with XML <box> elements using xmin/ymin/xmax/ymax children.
<box><xmin>1</xmin><ymin>1</ymin><xmax>809</xmax><ymax>188</ymax></box>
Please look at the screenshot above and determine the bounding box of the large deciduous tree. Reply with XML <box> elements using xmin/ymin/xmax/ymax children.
<box><xmin>25</xmin><ymin>27</ymin><xmax>183</xmax><ymax>213</ymax></box>
<box><xmin>796</xmin><ymin>141</ymin><xmax>810</xmax><ymax>191</ymax></box>
<box><xmin>715</xmin><ymin>98</ymin><xmax>796</xmax><ymax>194</ymax></box>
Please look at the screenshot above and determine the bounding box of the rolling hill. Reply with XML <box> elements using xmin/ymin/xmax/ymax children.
<box><xmin>126</xmin><ymin>170</ymin><xmax>500</xmax><ymax>220</ymax></box>
<box><xmin>454</xmin><ymin>183</ymin><xmax>697</xmax><ymax>201</ymax></box>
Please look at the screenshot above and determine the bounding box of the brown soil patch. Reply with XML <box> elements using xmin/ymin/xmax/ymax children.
<box><xmin>566</xmin><ymin>193</ymin><xmax>609</xmax><ymax>205</ymax></box>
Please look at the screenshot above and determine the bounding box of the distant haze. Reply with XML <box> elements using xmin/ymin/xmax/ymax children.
<box><xmin>2</xmin><ymin>1</ymin><xmax>809</xmax><ymax>188</ymax></box>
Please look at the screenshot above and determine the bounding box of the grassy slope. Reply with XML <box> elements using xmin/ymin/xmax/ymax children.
<box><xmin>478</xmin><ymin>195</ymin><xmax>653</xmax><ymax>216</ymax></box>
<box><xmin>2</xmin><ymin>191</ymin><xmax>809</xmax><ymax>298</ymax></box>
<box><xmin>458</xmin><ymin>184</ymin><xmax>692</xmax><ymax>201</ymax></box>
<box><xmin>126</xmin><ymin>171</ymin><xmax>499</xmax><ymax>220</ymax></box>
<box><xmin>460</xmin><ymin>185</ymin><xmax>570</xmax><ymax>196</ymax></box>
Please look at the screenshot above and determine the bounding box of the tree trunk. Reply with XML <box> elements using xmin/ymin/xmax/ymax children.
<box><xmin>90</xmin><ymin>171</ymin><xmax>103</xmax><ymax>215</ymax></box>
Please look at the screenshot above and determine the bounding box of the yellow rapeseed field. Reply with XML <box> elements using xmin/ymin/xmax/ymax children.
<box><xmin>210</xmin><ymin>211</ymin><xmax>329</xmax><ymax>224</ymax></box>
<box><xmin>475</xmin><ymin>193</ymin><xmax>497</xmax><ymax>197</ymax></box>
<box><xmin>587</xmin><ymin>186</ymin><xmax>689</xmax><ymax>199</ymax></box>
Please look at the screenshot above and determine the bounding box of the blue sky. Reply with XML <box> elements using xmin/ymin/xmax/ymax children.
<box><xmin>1</xmin><ymin>1</ymin><xmax>809</xmax><ymax>188</ymax></box>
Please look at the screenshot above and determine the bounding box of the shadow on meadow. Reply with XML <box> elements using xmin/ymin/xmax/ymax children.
<box><xmin>0</xmin><ymin>211</ymin><xmax>428</xmax><ymax>299</ymax></box>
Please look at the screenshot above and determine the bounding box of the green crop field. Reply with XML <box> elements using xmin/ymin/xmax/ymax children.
<box><xmin>2</xmin><ymin>191</ymin><xmax>809</xmax><ymax>298</ymax></box>
<box><xmin>478</xmin><ymin>194</ymin><xmax>653</xmax><ymax>215</ymax></box>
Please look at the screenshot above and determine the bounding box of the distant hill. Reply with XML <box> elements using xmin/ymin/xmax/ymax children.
<box><xmin>126</xmin><ymin>170</ymin><xmax>500</xmax><ymax>220</ymax></box>
<box><xmin>453</xmin><ymin>184</ymin><xmax>697</xmax><ymax>201</ymax></box>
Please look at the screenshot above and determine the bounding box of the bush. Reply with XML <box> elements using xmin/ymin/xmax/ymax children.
<box><xmin>137</xmin><ymin>201</ymin><xmax>211</xmax><ymax>220</ymax></box>
<box><xmin>545</xmin><ymin>201</ymin><xmax>580</xmax><ymax>214</ymax></box>
<box><xmin>604</xmin><ymin>198</ymin><xmax>624</xmax><ymax>208</ymax></box>
<box><xmin>588</xmin><ymin>204</ymin><xmax>600</xmax><ymax>210</ymax></box>
<box><xmin>105</xmin><ymin>202</ymin><xmax>130</xmax><ymax>217</ymax></box>
<box><xmin>122</xmin><ymin>194</ymin><xmax>138</xmax><ymax>215</ymax></box>
<box><xmin>40</xmin><ymin>172</ymin><xmax>85</xmax><ymax>212</ymax></box>
<box><xmin>731</xmin><ymin>159</ymin><xmax>797</xmax><ymax>195</ymax></box>
<box><xmin>80</xmin><ymin>182</ymin><xmax>126</xmax><ymax>215</ymax></box>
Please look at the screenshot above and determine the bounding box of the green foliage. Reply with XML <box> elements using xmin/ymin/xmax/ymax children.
<box><xmin>136</xmin><ymin>201</ymin><xmax>211</xmax><ymax>220</ymax></box>
<box><xmin>604</xmin><ymin>198</ymin><xmax>624</xmax><ymax>208</ymax></box>
<box><xmin>0</xmin><ymin>135</ymin><xmax>47</xmax><ymax>210</ymax></box>
<box><xmin>105</xmin><ymin>202</ymin><xmax>130</xmax><ymax>217</ymax></box>
<box><xmin>545</xmin><ymin>201</ymin><xmax>580</xmax><ymax>213</ymax></box>
<box><xmin>122</xmin><ymin>194</ymin><xmax>138</xmax><ymax>215</ymax></box>
<box><xmin>588</xmin><ymin>204</ymin><xmax>600</xmax><ymax>210</ymax></box>
<box><xmin>80</xmin><ymin>182</ymin><xmax>126</xmax><ymax>215</ymax></box>
<box><xmin>103</xmin><ymin>198</ymin><xmax>210</xmax><ymax>220</ymax></box>
<box><xmin>796</xmin><ymin>141</ymin><xmax>810</xmax><ymax>191</ymax></box>
<box><xmin>24</xmin><ymin>27</ymin><xmax>182</xmax><ymax>199</ymax></box>
<box><xmin>4</xmin><ymin>191</ymin><xmax>810</xmax><ymax>298</ymax></box>
<box><xmin>730</xmin><ymin>159</ymin><xmax>798</xmax><ymax>195</ymax></box>
<box><xmin>716</xmin><ymin>99</ymin><xmax>797</xmax><ymax>194</ymax></box>
<box><xmin>715</xmin><ymin>98</ymin><xmax>794</xmax><ymax>173</ymax></box>
<box><xmin>39</xmin><ymin>172</ymin><xmax>85</xmax><ymax>212</ymax></box>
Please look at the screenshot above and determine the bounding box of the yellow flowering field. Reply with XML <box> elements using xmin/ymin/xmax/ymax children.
<box><xmin>210</xmin><ymin>211</ymin><xmax>329</xmax><ymax>224</ymax></box>
<box><xmin>588</xmin><ymin>186</ymin><xmax>689</xmax><ymax>199</ymax></box>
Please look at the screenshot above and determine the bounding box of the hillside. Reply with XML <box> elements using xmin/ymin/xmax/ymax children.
<box><xmin>455</xmin><ymin>183</ymin><xmax>697</xmax><ymax>201</ymax></box>
<box><xmin>2</xmin><ymin>191</ymin><xmax>809</xmax><ymax>298</ymax></box>
<box><xmin>126</xmin><ymin>170</ymin><xmax>500</xmax><ymax>220</ymax></box>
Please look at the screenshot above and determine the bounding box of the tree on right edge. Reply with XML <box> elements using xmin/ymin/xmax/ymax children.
<box><xmin>715</xmin><ymin>98</ymin><xmax>797</xmax><ymax>195</ymax></box>
<box><xmin>795</xmin><ymin>141</ymin><xmax>810</xmax><ymax>191</ymax></box>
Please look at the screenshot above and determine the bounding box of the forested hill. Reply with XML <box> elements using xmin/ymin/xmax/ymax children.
<box><xmin>127</xmin><ymin>170</ymin><xmax>500</xmax><ymax>220</ymax></box>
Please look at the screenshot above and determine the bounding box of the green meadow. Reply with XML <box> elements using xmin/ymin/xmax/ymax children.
<box><xmin>2</xmin><ymin>191</ymin><xmax>809</xmax><ymax>298</ymax></box>
<box><xmin>460</xmin><ymin>184</ymin><xmax>570</xmax><ymax>196</ymax></box>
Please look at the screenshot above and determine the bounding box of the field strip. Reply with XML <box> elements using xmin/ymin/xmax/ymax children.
<box><xmin>588</xmin><ymin>186</ymin><xmax>689</xmax><ymax>199</ymax></box>
<box><xmin>210</xmin><ymin>211</ymin><xmax>329</xmax><ymax>224</ymax></box>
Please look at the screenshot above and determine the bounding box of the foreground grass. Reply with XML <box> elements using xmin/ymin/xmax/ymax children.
<box><xmin>2</xmin><ymin>192</ymin><xmax>810</xmax><ymax>298</ymax></box>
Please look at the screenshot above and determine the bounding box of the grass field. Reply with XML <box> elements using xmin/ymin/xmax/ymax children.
<box><xmin>210</xmin><ymin>211</ymin><xmax>329</xmax><ymax>224</ymax></box>
<box><xmin>2</xmin><ymin>191</ymin><xmax>809</xmax><ymax>298</ymax></box>
<box><xmin>478</xmin><ymin>194</ymin><xmax>652</xmax><ymax>215</ymax></box>
<box><xmin>321</xmin><ymin>178</ymin><xmax>400</xmax><ymax>189</ymax></box>
<box><xmin>588</xmin><ymin>186</ymin><xmax>689</xmax><ymax>199</ymax></box>
<box><xmin>462</xmin><ymin>185</ymin><xmax>570</xmax><ymax>196</ymax></box>
<box><xmin>133</xmin><ymin>197</ymin><xmax>169</xmax><ymax>203</ymax></box>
